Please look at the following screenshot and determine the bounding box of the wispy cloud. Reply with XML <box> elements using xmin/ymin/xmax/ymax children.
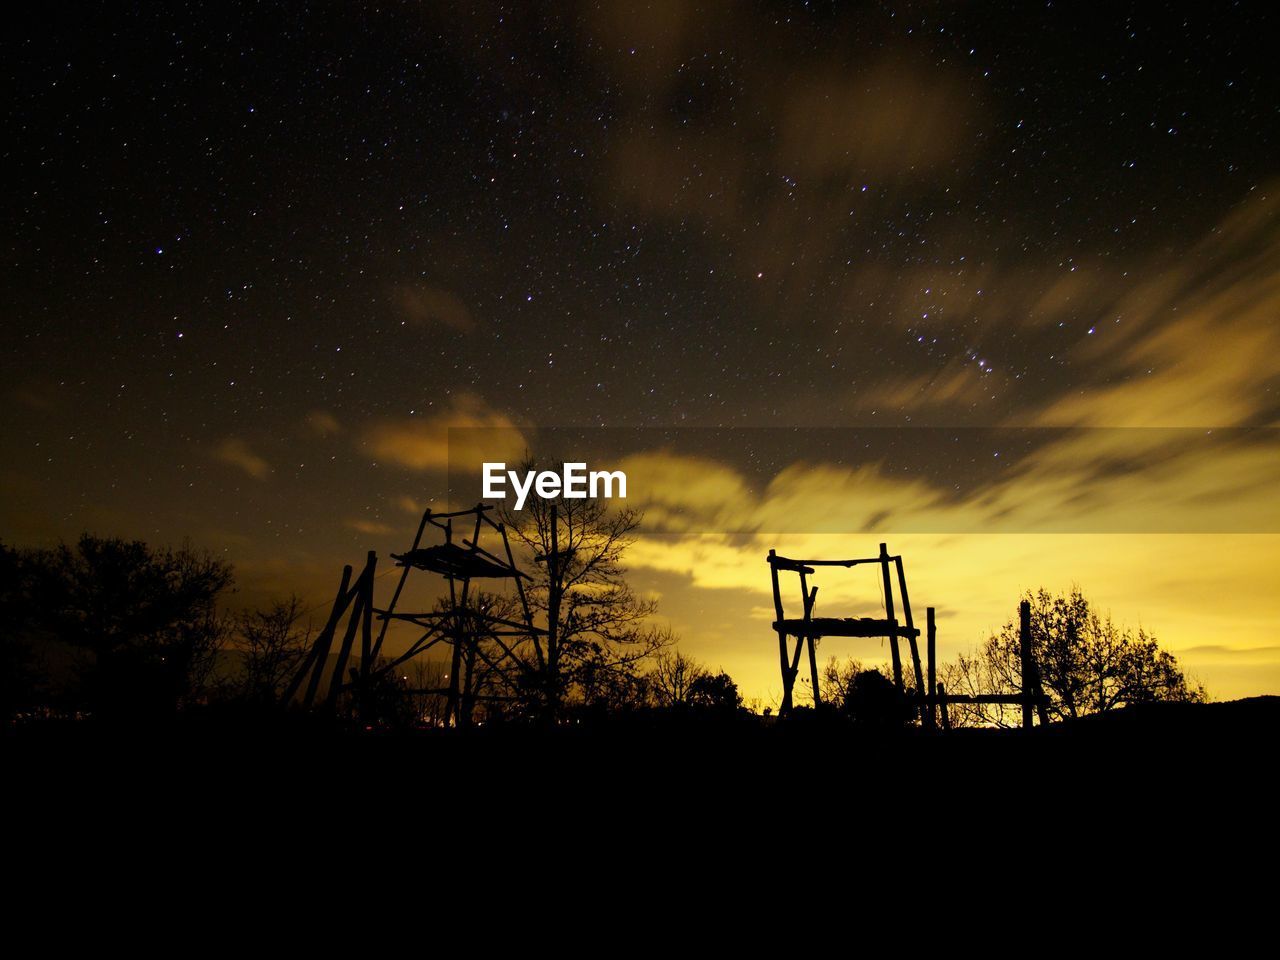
<box><xmin>213</xmin><ymin>438</ymin><xmax>271</xmax><ymax>480</ymax></box>
<box><xmin>362</xmin><ymin>394</ymin><xmax>528</xmax><ymax>472</ymax></box>
<box><xmin>347</xmin><ymin>519</ymin><xmax>394</xmax><ymax>535</ymax></box>
<box><xmin>306</xmin><ymin>410</ymin><xmax>342</xmax><ymax>437</ymax></box>
<box><xmin>390</xmin><ymin>283</ymin><xmax>475</xmax><ymax>334</ymax></box>
<box><xmin>1033</xmin><ymin>188</ymin><xmax>1280</xmax><ymax>429</ymax></box>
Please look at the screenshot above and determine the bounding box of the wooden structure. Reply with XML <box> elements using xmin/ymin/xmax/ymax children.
<box><xmin>285</xmin><ymin>503</ymin><xmax>546</xmax><ymax>726</ymax></box>
<box><xmin>281</xmin><ymin>549</ymin><xmax>380</xmax><ymax>713</ymax></box>
<box><xmin>768</xmin><ymin>546</ymin><xmax>1050</xmax><ymax>729</ymax></box>
<box><xmin>769</xmin><ymin>543</ymin><xmax>927</xmax><ymax>720</ymax></box>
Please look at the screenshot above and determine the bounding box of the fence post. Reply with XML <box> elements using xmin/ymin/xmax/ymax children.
<box><xmin>926</xmin><ymin>607</ymin><xmax>937</xmax><ymax>731</ymax></box>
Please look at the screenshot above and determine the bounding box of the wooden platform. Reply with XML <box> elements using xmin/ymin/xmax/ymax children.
<box><xmin>772</xmin><ymin>617</ymin><xmax>920</xmax><ymax>639</ymax></box>
<box><xmin>392</xmin><ymin>544</ymin><xmax>516</xmax><ymax>579</ymax></box>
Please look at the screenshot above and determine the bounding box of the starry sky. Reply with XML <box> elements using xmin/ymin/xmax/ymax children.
<box><xmin>4</xmin><ymin>2</ymin><xmax>1278</xmax><ymax>703</ymax></box>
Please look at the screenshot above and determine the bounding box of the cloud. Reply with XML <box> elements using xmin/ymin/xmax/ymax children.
<box><xmin>613</xmin><ymin>425</ymin><xmax>1279</xmax><ymax>538</ymax></box>
<box><xmin>589</xmin><ymin>11</ymin><xmax>988</xmax><ymax>309</ymax></box>
<box><xmin>613</xmin><ymin>451</ymin><xmax>754</xmax><ymax>531</ymax></box>
<box><xmin>347</xmin><ymin>519</ymin><xmax>394</xmax><ymax>535</ymax></box>
<box><xmin>213</xmin><ymin>438</ymin><xmax>271</xmax><ymax>480</ymax></box>
<box><xmin>306</xmin><ymin>410</ymin><xmax>342</xmax><ymax>436</ymax></box>
<box><xmin>391</xmin><ymin>283</ymin><xmax>475</xmax><ymax>334</ymax></box>
<box><xmin>859</xmin><ymin>367</ymin><xmax>999</xmax><ymax>415</ymax></box>
<box><xmin>1033</xmin><ymin>186</ymin><xmax>1280</xmax><ymax>429</ymax></box>
<box><xmin>363</xmin><ymin>394</ymin><xmax>528</xmax><ymax>472</ymax></box>
<box><xmin>774</xmin><ymin>58</ymin><xmax>977</xmax><ymax>181</ymax></box>
<box><xmin>1180</xmin><ymin>645</ymin><xmax>1280</xmax><ymax>660</ymax></box>
<box><xmin>607</xmin><ymin>179</ymin><xmax>1280</xmax><ymax>699</ymax></box>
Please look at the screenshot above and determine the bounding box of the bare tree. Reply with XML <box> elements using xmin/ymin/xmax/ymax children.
<box><xmin>406</xmin><ymin>658</ymin><xmax>450</xmax><ymax>728</ymax></box>
<box><xmin>821</xmin><ymin>656</ymin><xmax>866</xmax><ymax>707</ymax></box>
<box><xmin>500</xmin><ymin>459</ymin><xmax>672</xmax><ymax>720</ymax></box>
<box><xmin>649</xmin><ymin>650</ymin><xmax>708</xmax><ymax>708</ymax></box>
<box><xmin>236</xmin><ymin>596</ymin><xmax>312</xmax><ymax>704</ymax></box>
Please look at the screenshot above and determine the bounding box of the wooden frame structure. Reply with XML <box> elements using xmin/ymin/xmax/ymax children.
<box><xmin>768</xmin><ymin>546</ymin><xmax>1050</xmax><ymax>729</ymax></box>
<box><xmin>769</xmin><ymin>543</ymin><xmax>927</xmax><ymax>720</ymax></box>
<box><xmin>286</xmin><ymin>503</ymin><xmax>546</xmax><ymax>726</ymax></box>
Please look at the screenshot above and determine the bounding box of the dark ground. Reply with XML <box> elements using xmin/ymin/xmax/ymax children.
<box><xmin>8</xmin><ymin>696</ymin><xmax>1276</xmax><ymax>800</ymax></box>
<box><xmin>6</xmin><ymin>699</ymin><xmax>1276</xmax><ymax>898</ymax></box>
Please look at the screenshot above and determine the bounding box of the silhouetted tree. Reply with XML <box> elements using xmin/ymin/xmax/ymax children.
<box><xmin>0</xmin><ymin>542</ymin><xmax>44</xmax><ymax>719</ymax></box>
<box><xmin>687</xmin><ymin>670</ymin><xmax>742</xmax><ymax>714</ymax></box>
<box><xmin>235</xmin><ymin>595</ymin><xmax>312</xmax><ymax>704</ymax></box>
<box><xmin>822</xmin><ymin>656</ymin><xmax>866</xmax><ymax>708</ymax></box>
<box><xmin>406</xmin><ymin>658</ymin><xmax>450</xmax><ymax>728</ymax></box>
<box><xmin>431</xmin><ymin>590</ymin><xmax>525</xmax><ymax>725</ymax></box>
<box><xmin>647</xmin><ymin>651</ymin><xmax>742</xmax><ymax>714</ymax></box>
<box><xmin>943</xmin><ymin>587</ymin><xmax>1206</xmax><ymax>727</ymax></box>
<box><xmin>821</xmin><ymin>656</ymin><xmax>912</xmax><ymax>726</ymax></box>
<box><xmin>840</xmin><ymin>669</ymin><xmax>914</xmax><ymax>728</ymax></box>
<box><xmin>28</xmin><ymin>535</ymin><xmax>233</xmax><ymax>718</ymax></box>
<box><xmin>574</xmin><ymin>641</ymin><xmax>654</xmax><ymax>715</ymax></box>
<box><xmin>501</xmin><ymin>460</ymin><xmax>671</xmax><ymax>720</ymax></box>
<box><xmin>649</xmin><ymin>650</ymin><xmax>707</xmax><ymax>708</ymax></box>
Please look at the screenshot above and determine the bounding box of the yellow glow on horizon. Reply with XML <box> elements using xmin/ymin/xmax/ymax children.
<box><xmin>628</xmin><ymin>532</ymin><xmax>1280</xmax><ymax>708</ymax></box>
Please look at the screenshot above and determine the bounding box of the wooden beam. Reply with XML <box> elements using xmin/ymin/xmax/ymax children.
<box><xmin>880</xmin><ymin>543</ymin><xmax>903</xmax><ymax>690</ymax></box>
<box><xmin>295</xmin><ymin>564</ymin><xmax>355</xmax><ymax>708</ymax></box>
<box><xmin>326</xmin><ymin>556</ymin><xmax>374</xmax><ymax>708</ymax></box>
<box><xmin>371</xmin><ymin>508</ymin><xmax>432</xmax><ymax>661</ymax></box>
<box><xmin>926</xmin><ymin>607</ymin><xmax>937</xmax><ymax>731</ymax></box>
<box><xmin>769</xmin><ymin>550</ymin><xmax>792</xmax><ymax>715</ymax></box>
<box><xmin>358</xmin><ymin>552</ymin><xmax>376</xmax><ymax>683</ymax></box>
<box><xmin>774</xmin><ymin>557</ymin><xmax>898</xmax><ymax>568</ymax></box>
<box><xmin>895</xmin><ymin>555</ymin><xmax>926</xmax><ymax>723</ymax></box>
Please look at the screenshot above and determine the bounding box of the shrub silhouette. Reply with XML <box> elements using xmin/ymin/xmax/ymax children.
<box><xmin>840</xmin><ymin>669</ymin><xmax>913</xmax><ymax>729</ymax></box>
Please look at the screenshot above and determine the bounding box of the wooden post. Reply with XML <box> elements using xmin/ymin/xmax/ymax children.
<box><xmin>938</xmin><ymin>682</ymin><xmax>951</xmax><ymax>731</ymax></box>
<box><xmin>926</xmin><ymin>606</ymin><xmax>937</xmax><ymax>731</ymax></box>
<box><xmin>326</xmin><ymin>554</ymin><xmax>375</xmax><ymax>709</ymax></box>
<box><xmin>895</xmin><ymin>556</ymin><xmax>925</xmax><ymax>722</ymax></box>
<box><xmin>799</xmin><ymin>569</ymin><xmax>820</xmax><ymax>708</ymax></box>
<box><xmin>880</xmin><ymin>543</ymin><xmax>903</xmax><ymax>691</ymax></box>
<box><xmin>295</xmin><ymin>564</ymin><xmax>354</xmax><ymax>708</ymax></box>
<box><xmin>358</xmin><ymin>552</ymin><xmax>376</xmax><ymax>717</ymax></box>
<box><xmin>788</xmin><ymin>634</ymin><xmax>806</xmax><ymax>701</ymax></box>
<box><xmin>370</xmin><ymin>509</ymin><xmax>431</xmax><ymax>661</ymax></box>
<box><xmin>1023</xmin><ymin>602</ymin><xmax>1051</xmax><ymax>727</ymax></box>
<box><xmin>769</xmin><ymin>551</ymin><xmax>792</xmax><ymax>715</ymax></box>
<box><xmin>358</xmin><ymin>551</ymin><xmax>376</xmax><ymax>681</ymax></box>
<box><xmin>807</xmin><ymin>636</ymin><xmax>821</xmax><ymax>709</ymax></box>
<box><xmin>1020</xmin><ymin>599</ymin><xmax>1033</xmax><ymax>729</ymax></box>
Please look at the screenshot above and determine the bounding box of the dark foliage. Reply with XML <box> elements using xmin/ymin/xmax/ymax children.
<box><xmin>3</xmin><ymin>535</ymin><xmax>232</xmax><ymax>720</ymax></box>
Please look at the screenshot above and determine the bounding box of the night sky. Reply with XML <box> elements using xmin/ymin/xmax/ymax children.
<box><xmin>4</xmin><ymin>2</ymin><xmax>1278</xmax><ymax>703</ymax></box>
